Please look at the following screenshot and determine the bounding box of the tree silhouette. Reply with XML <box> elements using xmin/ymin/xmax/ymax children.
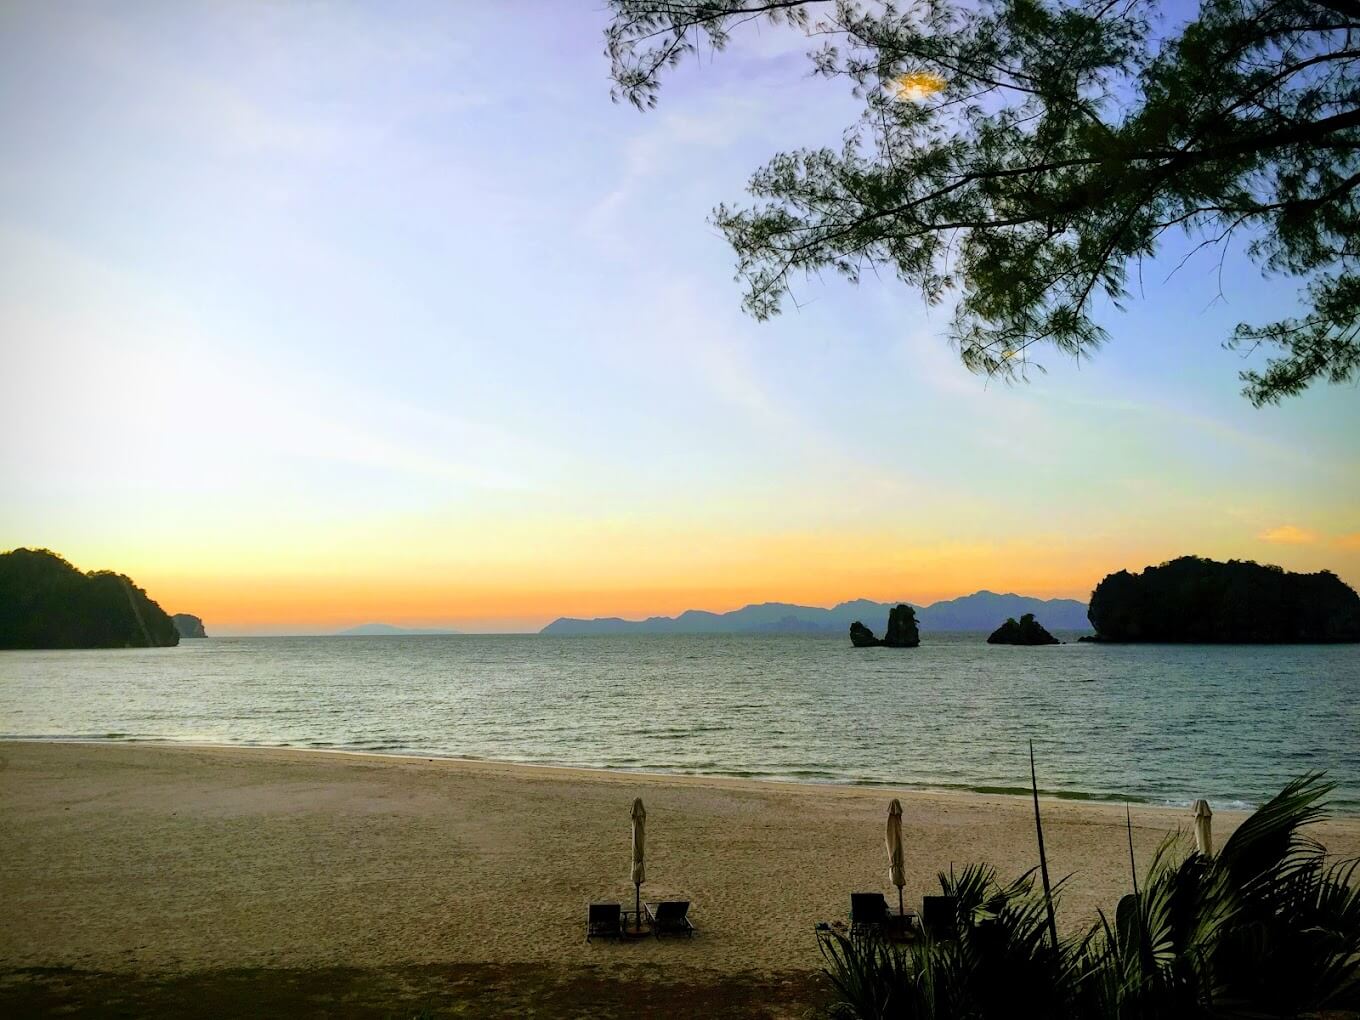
<box><xmin>605</xmin><ymin>0</ymin><xmax>1360</xmax><ymax>404</ymax></box>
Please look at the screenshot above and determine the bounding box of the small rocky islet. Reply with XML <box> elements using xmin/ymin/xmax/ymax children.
<box><xmin>986</xmin><ymin>613</ymin><xmax>1060</xmax><ymax>645</ymax></box>
<box><xmin>172</xmin><ymin>614</ymin><xmax>208</xmax><ymax>639</ymax></box>
<box><xmin>849</xmin><ymin>607</ymin><xmax>1061</xmax><ymax>647</ymax></box>
<box><xmin>849</xmin><ymin>604</ymin><xmax>921</xmax><ymax>647</ymax></box>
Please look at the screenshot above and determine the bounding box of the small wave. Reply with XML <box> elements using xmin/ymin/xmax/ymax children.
<box><xmin>919</xmin><ymin>782</ymin><xmax>1149</xmax><ymax>804</ymax></box>
<box><xmin>1157</xmin><ymin>797</ymin><xmax>1258</xmax><ymax>812</ymax></box>
<box><xmin>0</xmin><ymin>732</ymin><xmax>157</xmax><ymax>743</ymax></box>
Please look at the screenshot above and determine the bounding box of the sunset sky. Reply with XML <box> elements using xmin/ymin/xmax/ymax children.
<box><xmin>2</xmin><ymin>2</ymin><xmax>1357</xmax><ymax>634</ymax></box>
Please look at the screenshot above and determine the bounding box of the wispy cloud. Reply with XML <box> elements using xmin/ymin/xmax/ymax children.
<box><xmin>1336</xmin><ymin>532</ymin><xmax>1360</xmax><ymax>551</ymax></box>
<box><xmin>1258</xmin><ymin>524</ymin><xmax>1319</xmax><ymax>544</ymax></box>
<box><xmin>582</xmin><ymin>96</ymin><xmax>772</xmax><ymax>250</ymax></box>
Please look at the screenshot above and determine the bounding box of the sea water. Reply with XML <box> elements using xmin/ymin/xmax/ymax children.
<box><xmin>1</xmin><ymin>633</ymin><xmax>1356</xmax><ymax>812</ymax></box>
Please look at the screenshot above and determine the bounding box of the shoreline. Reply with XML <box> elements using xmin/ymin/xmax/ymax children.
<box><xmin>0</xmin><ymin>735</ymin><xmax>1270</xmax><ymax>813</ymax></box>
<box><xmin>6</xmin><ymin>741</ymin><xmax>1360</xmax><ymax>980</ymax></box>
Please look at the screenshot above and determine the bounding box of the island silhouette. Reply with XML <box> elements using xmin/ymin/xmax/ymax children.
<box><xmin>0</xmin><ymin>548</ymin><xmax>180</xmax><ymax>649</ymax></box>
<box><xmin>1084</xmin><ymin>556</ymin><xmax>1360</xmax><ymax>643</ymax></box>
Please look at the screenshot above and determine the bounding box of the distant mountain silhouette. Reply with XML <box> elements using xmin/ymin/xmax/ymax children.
<box><xmin>336</xmin><ymin>623</ymin><xmax>460</xmax><ymax>636</ymax></box>
<box><xmin>540</xmin><ymin>591</ymin><xmax>1090</xmax><ymax>635</ymax></box>
<box><xmin>0</xmin><ymin>547</ymin><xmax>180</xmax><ymax>649</ymax></box>
<box><xmin>916</xmin><ymin>591</ymin><xmax>1089</xmax><ymax>631</ymax></box>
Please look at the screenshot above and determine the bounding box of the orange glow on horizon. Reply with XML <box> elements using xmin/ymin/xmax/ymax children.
<box><xmin>131</xmin><ymin>544</ymin><xmax>1152</xmax><ymax>633</ymax></box>
<box><xmin>23</xmin><ymin>516</ymin><xmax>1360</xmax><ymax>634</ymax></box>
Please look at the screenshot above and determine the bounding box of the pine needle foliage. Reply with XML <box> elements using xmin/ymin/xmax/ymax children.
<box><xmin>605</xmin><ymin>0</ymin><xmax>1360</xmax><ymax>404</ymax></box>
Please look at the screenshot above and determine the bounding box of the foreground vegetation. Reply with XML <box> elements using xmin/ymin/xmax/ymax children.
<box><xmin>819</xmin><ymin>772</ymin><xmax>1360</xmax><ymax>1018</ymax></box>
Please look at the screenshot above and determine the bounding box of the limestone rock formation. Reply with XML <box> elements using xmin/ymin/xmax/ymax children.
<box><xmin>850</xmin><ymin>604</ymin><xmax>921</xmax><ymax>648</ymax></box>
<box><xmin>849</xmin><ymin>621</ymin><xmax>882</xmax><ymax>647</ymax></box>
<box><xmin>1087</xmin><ymin>555</ymin><xmax>1360</xmax><ymax>643</ymax></box>
<box><xmin>172</xmin><ymin>614</ymin><xmax>207</xmax><ymax>639</ymax></box>
<box><xmin>883</xmin><ymin>604</ymin><xmax>921</xmax><ymax>648</ymax></box>
<box><xmin>987</xmin><ymin>613</ymin><xmax>1060</xmax><ymax>645</ymax></box>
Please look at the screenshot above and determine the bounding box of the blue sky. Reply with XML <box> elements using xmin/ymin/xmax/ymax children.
<box><xmin>1</xmin><ymin>1</ymin><xmax>1356</xmax><ymax>633</ymax></box>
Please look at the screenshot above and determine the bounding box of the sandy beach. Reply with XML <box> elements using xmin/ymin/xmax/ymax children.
<box><xmin>3</xmin><ymin>740</ymin><xmax>1359</xmax><ymax>1016</ymax></box>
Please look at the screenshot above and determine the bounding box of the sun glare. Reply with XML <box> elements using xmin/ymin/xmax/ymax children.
<box><xmin>891</xmin><ymin>70</ymin><xmax>947</xmax><ymax>101</ymax></box>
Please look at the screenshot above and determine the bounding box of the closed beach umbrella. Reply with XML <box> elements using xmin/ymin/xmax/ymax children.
<box><xmin>630</xmin><ymin>797</ymin><xmax>646</xmax><ymax>929</ymax></box>
<box><xmin>1192</xmin><ymin>799</ymin><xmax>1213</xmax><ymax>856</ymax></box>
<box><xmin>886</xmin><ymin>798</ymin><xmax>906</xmax><ymax>919</ymax></box>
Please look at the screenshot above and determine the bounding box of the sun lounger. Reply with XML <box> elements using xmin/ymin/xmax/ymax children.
<box><xmin>921</xmin><ymin>894</ymin><xmax>958</xmax><ymax>938</ymax></box>
<box><xmin>586</xmin><ymin>902</ymin><xmax>624</xmax><ymax>941</ymax></box>
<box><xmin>644</xmin><ymin>900</ymin><xmax>695</xmax><ymax>938</ymax></box>
<box><xmin>850</xmin><ymin>892</ymin><xmax>891</xmax><ymax>936</ymax></box>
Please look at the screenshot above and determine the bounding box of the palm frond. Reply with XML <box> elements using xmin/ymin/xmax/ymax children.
<box><xmin>816</xmin><ymin>771</ymin><xmax>1360</xmax><ymax>1020</ymax></box>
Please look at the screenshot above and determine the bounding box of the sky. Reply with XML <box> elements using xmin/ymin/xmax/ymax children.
<box><xmin>1</xmin><ymin>2</ymin><xmax>1357</xmax><ymax>634</ymax></box>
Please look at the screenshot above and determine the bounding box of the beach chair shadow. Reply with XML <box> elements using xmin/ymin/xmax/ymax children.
<box><xmin>644</xmin><ymin>900</ymin><xmax>695</xmax><ymax>938</ymax></box>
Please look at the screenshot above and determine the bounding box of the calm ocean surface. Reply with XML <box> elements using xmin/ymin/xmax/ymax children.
<box><xmin>1</xmin><ymin>634</ymin><xmax>1356</xmax><ymax>812</ymax></box>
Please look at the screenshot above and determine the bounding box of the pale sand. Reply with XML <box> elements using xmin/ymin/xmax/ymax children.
<box><xmin>3</xmin><ymin>740</ymin><xmax>1359</xmax><ymax>979</ymax></box>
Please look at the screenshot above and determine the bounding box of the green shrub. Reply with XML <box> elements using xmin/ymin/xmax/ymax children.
<box><xmin>819</xmin><ymin>773</ymin><xmax>1360</xmax><ymax>1019</ymax></box>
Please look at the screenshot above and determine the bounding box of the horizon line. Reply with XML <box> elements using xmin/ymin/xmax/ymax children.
<box><xmin>202</xmin><ymin>589</ymin><xmax>1092</xmax><ymax>638</ymax></box>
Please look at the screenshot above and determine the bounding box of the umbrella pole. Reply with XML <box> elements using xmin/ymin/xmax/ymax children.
<box><xmin>898</xmin><ymin>886</ymin><xmax>904</xmax><ymax>923</ymax></box>
<box><xmin>635</xmin><ymin>882</ymin><xmax>641</xmax><ymax>931</ymax></box>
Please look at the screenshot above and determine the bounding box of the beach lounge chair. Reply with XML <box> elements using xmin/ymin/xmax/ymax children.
<box><xmin>921</xmin><ymin>894</ymin><xmax>958</xmax><ymax>939</ymax></box>
<box><xmin>586</xmin><ymin>902</ymin><xmax>624</xmax><ymax>941</ymax></box>
<box><xmin>850</xmin><ymin>892</ymin><xmax>891</xmax><ymax>937</ymax></box>
<box><xmin>644</xmin><ymin>900</ymin><xmax>695</xmax><ymax>938</ymax></box>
